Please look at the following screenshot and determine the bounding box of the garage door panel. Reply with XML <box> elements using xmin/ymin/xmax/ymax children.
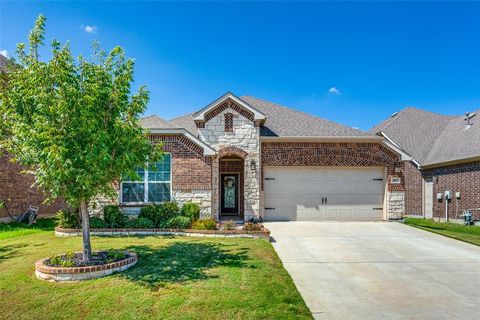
<box><xmin>264</xmin><ymin>167</ymin><xmax>385</xmax><ymax>221</ymax></box>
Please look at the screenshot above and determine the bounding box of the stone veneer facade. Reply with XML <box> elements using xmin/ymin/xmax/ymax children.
<box><xmin>198</xmin><ymin>107</ymin><xmax>261</xmax><ymax>220</ymax></box>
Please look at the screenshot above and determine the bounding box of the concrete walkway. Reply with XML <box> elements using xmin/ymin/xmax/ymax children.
<box><xmin>264</xmin><ymin>221</ymin><xmax>480</xmax><ymax>320</ymax></box>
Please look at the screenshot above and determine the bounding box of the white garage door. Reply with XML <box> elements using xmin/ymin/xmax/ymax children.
<box><xmin>264</xmin><ymin>167</ymin><xmax>385</xmax><ymax>221</ymax></box>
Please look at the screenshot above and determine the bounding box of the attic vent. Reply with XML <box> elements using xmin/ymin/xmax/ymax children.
<box><xmin>390</xmin><ymin>112</ymin><xmax>399</xmax><ymax>118</ymax></box>
<box><xmin>465</xmin><ymin>112</ymin><xmax>476</xmax><ymax>126</ymax></box>
<box><xmin>225</xmin><ymin>113</ymin><xmax>233</xmax><ymax>132</ymax></box>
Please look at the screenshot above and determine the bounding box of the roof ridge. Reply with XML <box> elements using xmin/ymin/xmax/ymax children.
<box><xmin>242</xmin><ymin>95</ymin><xmax>373</xmax><ymax>136</ymax></box>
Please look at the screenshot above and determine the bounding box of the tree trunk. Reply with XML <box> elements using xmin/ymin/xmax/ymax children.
<box><xmin>80</xmin><ymin>200</ymin><xmax>92</xmax><ymax>263</ymax></box>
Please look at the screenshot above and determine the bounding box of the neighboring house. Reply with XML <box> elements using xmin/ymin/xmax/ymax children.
<box><xmin>371</xmin><ymin>107</ymin><xmax>480</xmax><ymax>221</ymax></box>
<box><xmin>110</xmin><ymin>92</ymin><xmax>408</xmax><ymax>222</ymax></box>
<box><xmin>0</xmin><ymin>53</ymin><xmax>66</xmax><ymax>221</ymax></box>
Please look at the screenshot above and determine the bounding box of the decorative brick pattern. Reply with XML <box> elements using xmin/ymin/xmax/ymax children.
<box><xmin>403</xmin><ymin>161</ymin><xmax>423</xmax><ymax>216</ymax></box>
<box><xmin>0</xmin><ymin>152</ymin><xmax>66</xmax><ymax>218</ymax></box>
<box><xmin>224</xmin><ymin>113</ymin><xmax>234</xmax><ymax>132</ymax></box>
<box><xmin>203</xmin><ymin>98</ymin><xmax>254</xmax><ymax>123</ymax></box>
<box><xmin>150</xmin><ymin>134</ymin><xmax>212</xmax><ymax>190</ymax></box>
<box><xmin>218</xmin><ymin>146</ymin><xmax>248</xmax><ymax>159</ymax></box>
<box><xmin>423</xmin><ymin>161</ymin><xmax>480</xmax><ymax>220</ymax></box>
<box><xmin>261</xmin><ymin>142</ymin><xmax>404</xmax><ymax>192</ymax></box>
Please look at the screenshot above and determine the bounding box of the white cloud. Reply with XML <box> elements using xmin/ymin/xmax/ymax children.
<box><xmin>81</xmin><ymin>25</ymin><xmax>97</xmax><ymax>34</ymax></box>
<box><xmin>328</xmin><ymin>87</ymin><xmax>340</xmax><ymax>95</ymax></box>
<box><xmin>0</xmin><ymin>50</ymin><xmax>8</xmax><ymax>58</ymax></box>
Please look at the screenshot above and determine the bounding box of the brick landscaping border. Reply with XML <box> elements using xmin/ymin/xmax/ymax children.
<box><xmin>35</xmin><ymin>252</ymin><xmax>137</xmax><ymax>282</ymax></box>
<box><xmin>55</xmin><ymin>227</ymin><xmax>271</xmax><ymax>240</ymax></box>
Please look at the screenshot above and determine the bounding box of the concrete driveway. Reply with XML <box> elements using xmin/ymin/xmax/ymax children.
<box><xmin>264</xmin><ymin>221</ymin><xmax>480</xmax><ymax>320</ymax></box>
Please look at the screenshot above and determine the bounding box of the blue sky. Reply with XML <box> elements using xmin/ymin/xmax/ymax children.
<box><xmin>1</xmin><ymin>1</ymin><xmax>479</xmax><ymax>130</ymax></box>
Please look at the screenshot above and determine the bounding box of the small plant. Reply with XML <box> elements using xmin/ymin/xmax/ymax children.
<box><xmin>49</xmin><ymin>255</ymin><xmax>62</xmax><ymax>266</ymax></box>
<box><xmin>125</xmin><ymin>217</ymin><xmax>155</xmax><ymax>228</ymax></box>
<box><xmin>221</xmin><ymin>220</ymin><xmax>237</xmax><ymax>230</ymax></box>
<box><xmin>89</xmin><ymin>216</ymin><xmax>107</xmax><ymax>229</ymax></box>
<box><xmin>103</xmin><ymin>206</ymin><xmax>127</xmax><ymax>228</ymax></box>
<box><xmin>181</xmin><ymin>202</ymin><xmax>200</xmax><ymax>221</ymax></box>
<box><xmin>55</xmin><ymin>209</ymin><xmax>80</xmax><ymax>229</ymax></box>
<box><xmin>158</xmin><ymin>201</ymin><xmax>180</xmax><ymax>222</ymax></box>
<box><xmin>48</xmin><ymin>252</ymin><xmax>76</xmax><ymax>267</ymax></box>
<box><xmin>243</xmin><ymin>222</ymin><xmax>262</xmax><ymax>232</ymax></box>
<box><xmin>191</xmin><ymin>218</ymin><xmax>217</xmax><ymax>230</ymax></box>
<box><xmin>163</xmin><ymin>216</ymin><xmax>191</xmax><ymax>229</ymax></box>
<box><xmin>106</xmin><ymin>249</ymin><xmax>127</xmax><ymax>263</ymax></box>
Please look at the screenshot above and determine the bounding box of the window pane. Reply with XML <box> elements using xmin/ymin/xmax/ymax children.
<box><xmin>148</xmin><ymin>154</ymin><xmax>171</xmax><ymax>182</ymax></box>
<box><xmin>122</xmin><ymin>183</ymin><xmax>145</xmax><ymax>202</ymax></box>
<box><xmin>122</xmin><ymin>167</ymin><xmax>145</xmax><ymax>181</ymax></box>
<box><xmin>148</xmin><ymin>183</ymin><xmax>171</xmax><ymax>202</ymax></box>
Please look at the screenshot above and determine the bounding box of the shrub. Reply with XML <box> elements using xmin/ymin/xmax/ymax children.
<box><xmin>221</xmin><ymin>220</ymin><xmax>237</xmax><ymax>230</ymax></box>
<box><xmin>243</xmin><ymin>222</ymin><xmax>262</xmax><ymax>231</ymax></box>
<box><xmin>55</xmin><ymin>209</ymin><xmax>79</xmax><ymax>228</ymax></box>
<box><xmin>48</xmin><ymin>252</ymin><xmax>75</xmax><ymax>267</ymax></box>
<box><xmin>181</xmin><ymin>202</ymin><xmax>200</xmax><ymax>221</ymax></box>
<box><xmin>103</xmin><ymin>206</ymin><xmax>127</xmax><ymax>228</ymax></box>
<box><xmin>106</xmin><ymin>249</ymin><xmax>126</xmax><ymax>263</ymax></box>
<box><xmin>138</xmin><ymin>202</ymin><xmax>180</xmax><ymax>227</ymax></box>
<box><xmin>191</xmin><ymin>218</ymin><xmax>217</xmax><ymax>230</ymax></box>
<box><xmin>163</xmin><ymin>216</ymin><xmax>191</xmax><ymax>229</ymax></box>
<box><xmin>89</xmin><ymin>216</ymin><xmax>107</xmax><ymax>229</ymax></box>
<box><xmin>126</xmin><ymin>217</ymin><xmax>155</xmax><ymax>229</ymax></box>
<box><xmin>138</xmin><ymin>204</ymin><xmax>161</xmax><ymax>225</ymax></box>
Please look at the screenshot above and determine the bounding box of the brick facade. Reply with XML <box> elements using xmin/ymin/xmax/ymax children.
<box><xmin>423</xmin><ymin>161</ymin><xmax>480</xmax><ymax>220</ymax></box>
<box><xmin>261</xmin><ymin>141</ymin><xmax>405</xmax><ymax>219</ymax></box>
<box><xmin>0</xmin><ymin>152</ymin><xmax>66</xmax><ymax>219</ymax></box>
<box><xmin>150</xmin><ymin>134</ymin><xmax>212</xmax><ymax>190</ymax></box>
<box><xmin>261</xmin><ymin>141</ymin><xmax>404</xmax><ymax>192</ymax></box>
<box><xmin>403</xmin><ymin>161</ymin><xmax>423</xmax><ymax>216</ymax></box>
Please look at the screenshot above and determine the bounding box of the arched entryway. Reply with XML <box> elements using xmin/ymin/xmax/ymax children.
<box><xmin>219</xmin><ymin>154</ymin><xmax>245</xmax><ymax>219</ymax></box>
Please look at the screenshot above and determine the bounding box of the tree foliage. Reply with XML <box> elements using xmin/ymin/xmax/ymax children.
<box><xmin>0</xmin><ymin>15</ymin><xmax>161</xmax><ymax>261</ymax></box>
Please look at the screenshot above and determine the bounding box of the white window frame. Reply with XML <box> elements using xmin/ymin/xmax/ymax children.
<box><xmin>120</xmin><ymin>153</ymin><xmax>172</xmax><ymax>204</ymax></box>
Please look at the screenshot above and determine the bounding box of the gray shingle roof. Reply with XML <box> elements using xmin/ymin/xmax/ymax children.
<box><xmin>241</xmin><ymin>96</ymin><xmax>371</xmax><ymax>137</ymax></box>
<box><xmin>370</xmin><ymin>107</ymin><xmax>480</xmax><ymax>166</ymax></box>
<box><xmin>154</xmin><ymin>96</ymin><xmax>372</xmax><ymax>138</ymax></box>
<box><xmin>140</xmin><ymin>115</ymin><xmax>177</xmax><ymax>129</ymax></box>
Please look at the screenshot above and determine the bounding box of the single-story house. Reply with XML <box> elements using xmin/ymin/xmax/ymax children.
<box><xmin>371</xmin><ymin>107</ymin><xmax>480</xmax><ymax>221</ymax></box>
<box><xmin>1</xmin><ymin>90</ymin><xmax>411</xmax><ymax>222</ymax></box>
<box><xmin>103</xmin><ymin>92</ymin><xmax>408</xmax><ymax>222</ymax></box>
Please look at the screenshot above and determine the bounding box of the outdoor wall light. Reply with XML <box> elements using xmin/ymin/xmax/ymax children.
<box><xmin>250</xmin><ymin>159</ymin><xmax>256</xmax><ymax>171</ymax></box>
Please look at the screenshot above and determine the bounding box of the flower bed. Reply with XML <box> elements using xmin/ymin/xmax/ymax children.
<box><xmin>55</xmin><ymin>226</ymin><xmax>271</xmax><ymax>240</ymax></box>
<box><xmin>35</xmin><ymin>251</ymin><xmax>137</xmax><ymax>282</ymax></box>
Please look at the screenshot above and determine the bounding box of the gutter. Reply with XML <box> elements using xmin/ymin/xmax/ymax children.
<box><xmin>260</xmin><ymin>136</ymin><xmax>384</xmax><ymax>142</ymax></box>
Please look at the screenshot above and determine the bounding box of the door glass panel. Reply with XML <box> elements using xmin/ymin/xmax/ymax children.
<box><xmin>223</xmin><ymin>176</ymin><xmax>236</xmax><ymax>208</ymax></box>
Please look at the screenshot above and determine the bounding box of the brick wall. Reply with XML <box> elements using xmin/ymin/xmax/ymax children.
<box><xmin>423</xmin><ymin>161</ymin><xmax>480</xmax><ymax>220</ymax></box>
<box><xmin>0</xmin><ymin>152</ymin><xmax>66</xmax><ymax>218</ymax></box>
<box><xmin>403</xmin><ymin>161</ymin><xmax>423</xmax><ymax>216</ymax></box>
<box><xmin>150</xmin><ymin>134</ymin><xmax>212</xmax><ymax>190</ymax></box>
<box><xmin>261</xmin><ymin>141</ymin><xmax>404</xmax><ymax>192</ymax></box>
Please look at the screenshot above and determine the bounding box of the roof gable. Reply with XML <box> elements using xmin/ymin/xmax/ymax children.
<box><xmin>370</xmin><ymin>107</ymin><xmax>480</xmax><ymax>166</ymax></box>
<box><xmin>192</xmin><ymin>92</ymin><xmax>266</xmax><ymax>124</ymax></box>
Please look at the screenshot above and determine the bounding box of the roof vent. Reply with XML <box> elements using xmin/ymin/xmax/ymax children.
<box><xmin>465</xmin><ymin>112</ymin><xmax>476</xmax><ymax>126</ymax></box>
<box><xmin>390</xmin><ymin>112</ymin><xmax>399</xmax><ymax>118</ymax></box>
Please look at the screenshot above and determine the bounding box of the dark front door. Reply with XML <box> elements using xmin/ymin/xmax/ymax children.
<box><xmin>221</xmin><ymin>174</ymin><xmax>239</xmax><ymax>215</ymax></box>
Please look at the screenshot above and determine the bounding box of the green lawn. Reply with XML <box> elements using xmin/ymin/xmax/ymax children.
<box><xmin>404</xmin><ymin>217</ymin><xmax>480</xmax><ymax>246</ymax></box>
<box><xmin>0</xmin><ymin>220</ymin><xmax>311</xmax><ymax>320</ymax></box>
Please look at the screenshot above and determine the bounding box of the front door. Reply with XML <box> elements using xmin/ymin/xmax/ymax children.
<box><xmin>221</xmin><ymin>174</ymin><xmax>239</xmax><ymax>215</ymax></box>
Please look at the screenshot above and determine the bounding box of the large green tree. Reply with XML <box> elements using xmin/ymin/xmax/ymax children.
<box><xmin>0</xmin><ymin>15</ymin><xmax>161</xmax><ymax>262</ymax></box>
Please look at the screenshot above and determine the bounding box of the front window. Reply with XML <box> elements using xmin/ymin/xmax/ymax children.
<box><xmin>121</xmin><ymin>154</ymin><xmax>171</xmax><ymax>203</ymax></box>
